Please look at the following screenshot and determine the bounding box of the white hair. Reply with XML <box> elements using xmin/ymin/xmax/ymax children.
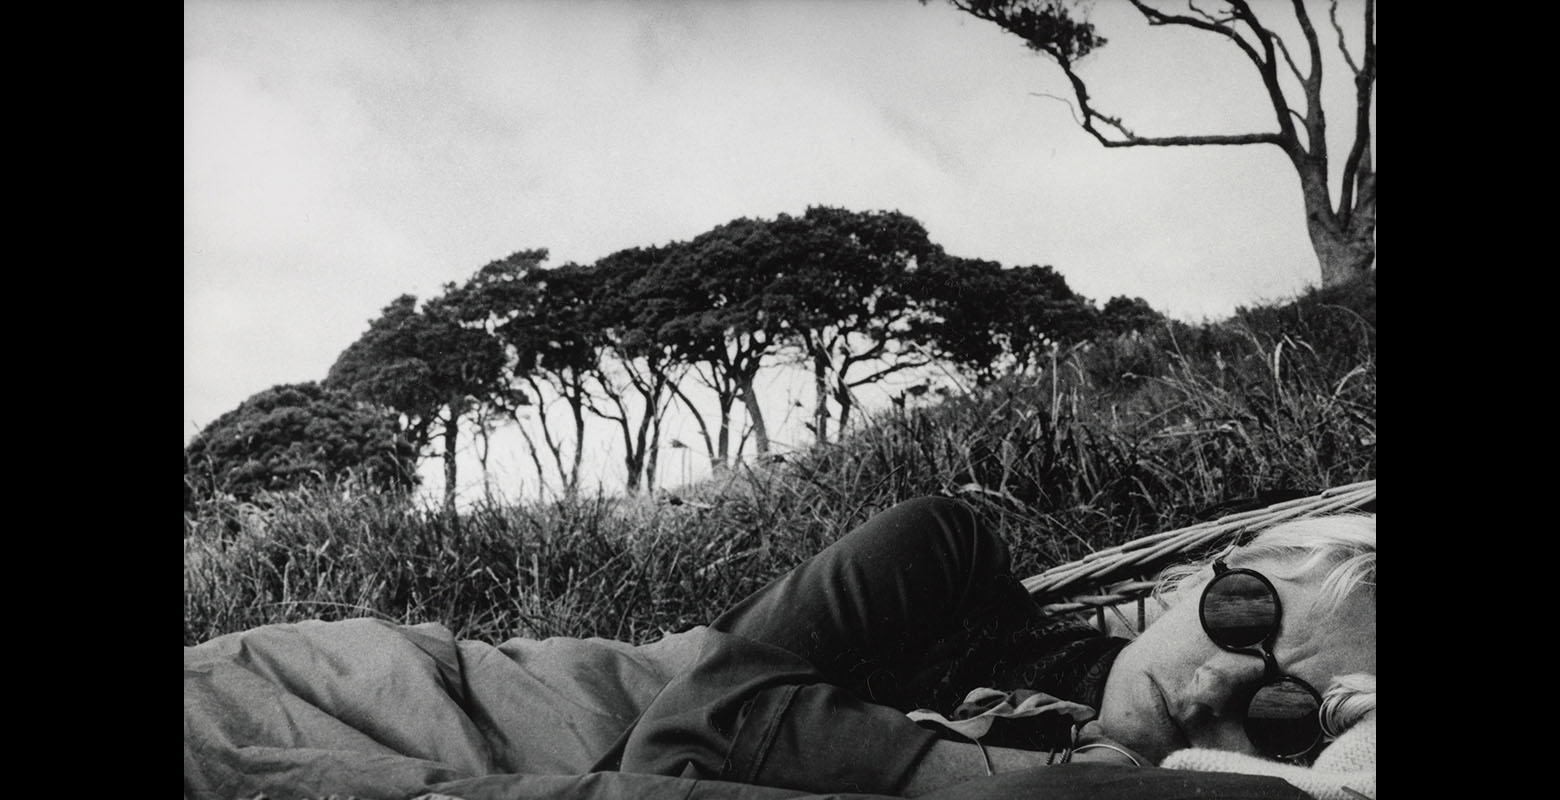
<box><xmin>1153</xmin><ymin>513</ymin><xmax>1376</xmax><ymax>618</ymax></box>
<box><xmin>1319</xmin><ymin>672</ymin><xmax>1376</xmax><ymax>739</ymax></box>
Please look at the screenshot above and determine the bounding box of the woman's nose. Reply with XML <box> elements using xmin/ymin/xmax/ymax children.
<box><xmin>1187</xmin><ymin>650</ymin><xmax>1267</xmax><ymax>714</ymax></box>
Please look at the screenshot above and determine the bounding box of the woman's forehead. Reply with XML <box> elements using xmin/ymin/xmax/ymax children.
<box><xmin>1245</xmin><ymin>552</ymin><xmax>1353</xmax><ymax>597</ymax></box>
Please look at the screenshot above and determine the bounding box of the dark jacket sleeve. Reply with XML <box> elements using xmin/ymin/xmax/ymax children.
<box><xmin>616</xmin><ymin>629</ymin><xmax>940</xmax><ymax>795</ymax></box>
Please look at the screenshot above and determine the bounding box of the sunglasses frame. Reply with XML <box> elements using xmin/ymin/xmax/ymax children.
<box><xmin>1198</xmin><ymin>559</ymin><xmax>1325</xmax><ymax>761</ymax></box>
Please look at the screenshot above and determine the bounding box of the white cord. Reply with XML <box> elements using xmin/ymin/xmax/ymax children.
<box><xmin>1072</xmin><ymin>742</ymin><xmax>1142</xmax><ymax>767</ymax></box>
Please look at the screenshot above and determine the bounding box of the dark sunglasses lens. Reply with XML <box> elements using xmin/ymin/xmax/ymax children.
<box><xmin>1202</xmin><ymin>571</ymin><xmax>1279</xmax><ymax>648</ymax></box>
<box><xmin>1245</xmin><ymin>680</ymin><xmax>1322</xmax><ymax>758</ymax></box>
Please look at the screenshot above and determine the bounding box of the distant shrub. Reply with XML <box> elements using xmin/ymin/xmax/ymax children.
<box><xmin>1099</xmin><ymin>295</ymin><xmax>1167</xmax><ymax>337</ymax></box>
<box><xmin>184</xmin><ymin>382</ymin><xmax>419</xmax><ymax>512</ymax></box>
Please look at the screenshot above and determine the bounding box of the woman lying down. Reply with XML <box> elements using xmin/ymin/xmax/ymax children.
<box><xmin>184</xmin><ymin>496</ymin><xmax>1375</xmax><ymax>800</ymax></box>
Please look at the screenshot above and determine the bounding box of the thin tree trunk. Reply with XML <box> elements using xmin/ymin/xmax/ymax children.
<box><xmin>833</xmin><ymin>376</ymin><xmax>855</xmax><ymax>439</ymax></box>
<box><xmin>645</xmin><ymin>415</ymin><xmax>662</xmax><ymax>493</ymax></box>
<box><xmin>812</xmin><ymin>347</ymin><xmax>830</xmax><ymax>445</ymax></box>
<box><xmin>715</xmin><ymin>393</ymin><xmax>734</xmax><ymax>471</ymax></box>
<box><xmin>667</xmin><ymin>379</ymin><xmax>723</xmax><ymax>473</ymax></box>
<box><xmin>475</xmin><ymin>418</ymin><xmax>494</xmax><ymax>506</ymax></box>
<box><xmin>515</xmin><ymin>423</ymin><xmax>550</xmax><ymax>502</ymax></box>
<box><xmin>441</xmin><ymin>404</ymin><xmax>459</xmax><ymax>520</ymax></box>
<box><xmin>623</xmin><ymin>451</ymin><xmax>643</xmax><ymax>494</ymax></box>
<box><xmin>625</xmin><ymin>409</ymin><xmax>651</xmax><ymax>494</ymax></box>
<box><xmin>739</xmin><ymin>376</ymin><xmax>770</xmax><ymax>455</ymax></box>
<box><xmin>567</xmin><ymin>395</ymin><xmax>585</xmax><ymax>498</ymax></box>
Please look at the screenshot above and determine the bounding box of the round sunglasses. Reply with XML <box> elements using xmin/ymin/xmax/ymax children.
<box><xmin>1197</xmin><ymin>559</ymin><xmax>1325</xmax><ymax>761</ymax></box>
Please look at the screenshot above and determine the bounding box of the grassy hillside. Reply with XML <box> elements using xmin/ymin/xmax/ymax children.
<box><xmin>184</xmin><ymin>276</ymin><xmax>1375</xmax><ymax>646</ymax></box>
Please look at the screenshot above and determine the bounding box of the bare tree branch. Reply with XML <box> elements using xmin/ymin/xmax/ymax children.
<box><xmin>512</xmin><ymin>416</ymin><xmax>555</xmax><ymax>503</ymax></box>
<box><xmin>1264</xmin><ymin>21</ymin><xmax>1309</xmax><ymax>85</ymax></box>
<box><xmin>1336</xmin><ymin>0</ymin><xmax>1374</xmax><ymax>222</ymax></box>
<box><xmin>949</xmin><ymin>0</ymin><xmax>1289</xmax><ymax>150</ymax></box>
<box><xmin>1099</xmin><ymin>131</ymin><xmax>1287</xmax><ymax>148</ymax></box>
<box><xmin>1049</xmin><ymin>42</ymin><xmax>1285</xmax><ymax>148</ymax></box>
<box><xmin>518</xmin><ymin>376</ymin><xmax>561</xmax><ymax>486</ymax></box>
<box><xmin>1120</xmin><ymin>0</ymin><xmax>1300</xmax><ymax>151</ymax></box>
<box><xmin>1287</xmin><ymin>0</ymin><xmax>1328</xmax><ymax>157</ymax></box>
<box><xmin>1328</xmin><ymin>0</ymin><xmax>1363</xmax><ymax>75</ymax></box>
<box><xmin>1233</xmin><ymin>11</ymin><xmax>1307</xmax><ymax>145</ymax></box>
<box><xmin>933</xmin><ymin>0</ymin><xmax>1375</xmax><ymax>285</ymax></box>
<box><xmin>583</xmin><ymin>386</ymin><xmax>626</xmax><ymax>426</ymax></box>
<box><xmin>1028</xmin><ymin>91</ymin><xmax>1086</xmax><ymax>127</ymax></box>
<box><xmin>1187</xmin><ymin>0</ymin><xmax>1237</xmax><ymax>26</ymax></box>
<box><xmin>1186</xmin><ymin>0</ymin><xmax>1267</xmax><ymax>73</ymax></box>
<box><xmin>1289</xmin><ymin>2</ymin><xmax>1326</xmax><ymax>83</ymax></box>
<box><xmin>667</xmin><ymin>379</ymin><xmax>716</xmax><ymax>462</ymax></box>
<box><xmin>845</xmin><ymin>358</ymin><xmax>934</xmax><ymax>390</ymax></box>
<box><xmin>1126</xmin><ymin>0</ymin><xmax>1266</xmax><ymax>69</ymax></box>
<box><xmin>1216</xmin><ymin>0</ymin><xmax>1308</xmax><ymax>154</ymax></box>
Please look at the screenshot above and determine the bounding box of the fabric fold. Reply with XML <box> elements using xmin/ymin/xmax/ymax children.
<box><xmin>618</xmin><ymin>629</ymin><xmax>939</xmax><ymax>795</ymax></box>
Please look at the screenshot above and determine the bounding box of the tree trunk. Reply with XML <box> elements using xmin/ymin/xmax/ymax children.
<box><xmin>623</xmin><ymin>449</ymin><xmax>643</xmax><ymax>494</ymax></box>
<box><xmin>739</xmin><ymin>377</ymin><xmax>770</xmax><ymax>455</ymax></box>
<box><xmin>567</xmin><ymin>397</ymin><xmax>585</xmax><ymax>498</ymax></box>
<box><xmin>833</xmin><ymin>376</ymin><xmax>855</xmax><ymax>439</ymax></box>
<box><xmin>1298</xmin><ymin>158</ymin><xmax>1376</xmax><ymax>288</ymax></box>
<box><xmin>515</xmin><ymin>423</ymin><xmax>549</xmax><ymax>502</ymax></box>
<box><xmin>441</xmin><ymin>406</ymin><xmax>459</xmax><ymax>518</ymax></box>
<box><xmin>623</xmin><ymin>406</ymin><xmax>653</xmax><ymax>495</ymax></box>
<box><xmin>715</xmin><ymin>392</ymin><xmax>734</xmax><ymax>472</ymax></box>
<box><xmin>475</xmin><ymin>420</ymin><xmax>494</xmax><ymax>506</ymax></box>
<box><xmin>812</xmin><ymin>348</ymin><xmax>830</xmax><ymax>445</ymax></box>
<box><xmin>673</xmin><ymin>378</ymin><xmax>727</xmax><ymax>474</ymax></box>
<box><xmin>645</xmin><ymin>417</ymin><xmax>662</xmax><ymax>493</ymax></box>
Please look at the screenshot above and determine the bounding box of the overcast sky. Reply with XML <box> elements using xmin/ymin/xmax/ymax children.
<box><xmin>184</xmin><ymin>0</ymin><xmax>1370</xmax><ymax>496</ymax></box>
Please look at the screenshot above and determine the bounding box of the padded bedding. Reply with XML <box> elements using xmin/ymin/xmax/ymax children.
<box><xmin>184</xmin><ymin>618</ymin><xmax>1311</xmax><ymax>800</ymax></box>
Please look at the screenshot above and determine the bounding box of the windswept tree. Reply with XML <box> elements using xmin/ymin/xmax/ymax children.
<box><xmin>931</xmin><ymin>0</ymin><xmax>1375</xmax><ymax>288</ymax></box>
<box><xmin>650</xmin><ymin>219</ymin><xmax>792</xmax><ymax>469</ymax></box>
<box><xmin>768</xmin><ymin>206</ymin><xmax>942</xmax><ymax>443</ymax></box>
<box><xmin>498</xmin><ymin>260</ymin><xmax>603</xmax><ymax>498</ymax></box>
<box><xmin>589</xmin><ymin>245</ymin><xmax>687</xmax><ymax>494</ymax></box>
<box><xmin>184</xmin><ymin>382</ymin><xmax>418</xmax><ymax>508</ymax></box>
<box><xmin>444</xmin><ymin>249</ymin><xmax>602</xmax><ymax>499</ymax></box>
<box><xmin>325</xmin><ymin>292</ymin><xmax>507</xmax><ymax>513</ymax></box>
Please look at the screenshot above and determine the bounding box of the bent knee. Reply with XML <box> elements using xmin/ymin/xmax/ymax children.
<box><xmin>882</xmin><ymin>495</ymin><xmax>998</xmax><ymax>552</ymax></box>
<box><xmin>889</xmin><ymin>495</ymin><xmax>972</xmax><ymax>523</ymax></box>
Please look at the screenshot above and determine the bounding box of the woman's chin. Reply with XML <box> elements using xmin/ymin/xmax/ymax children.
<box><xmin>1098</xmin><ymin>677</ymin><xmax>1185</xmax><ymax>765</ymax></box>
